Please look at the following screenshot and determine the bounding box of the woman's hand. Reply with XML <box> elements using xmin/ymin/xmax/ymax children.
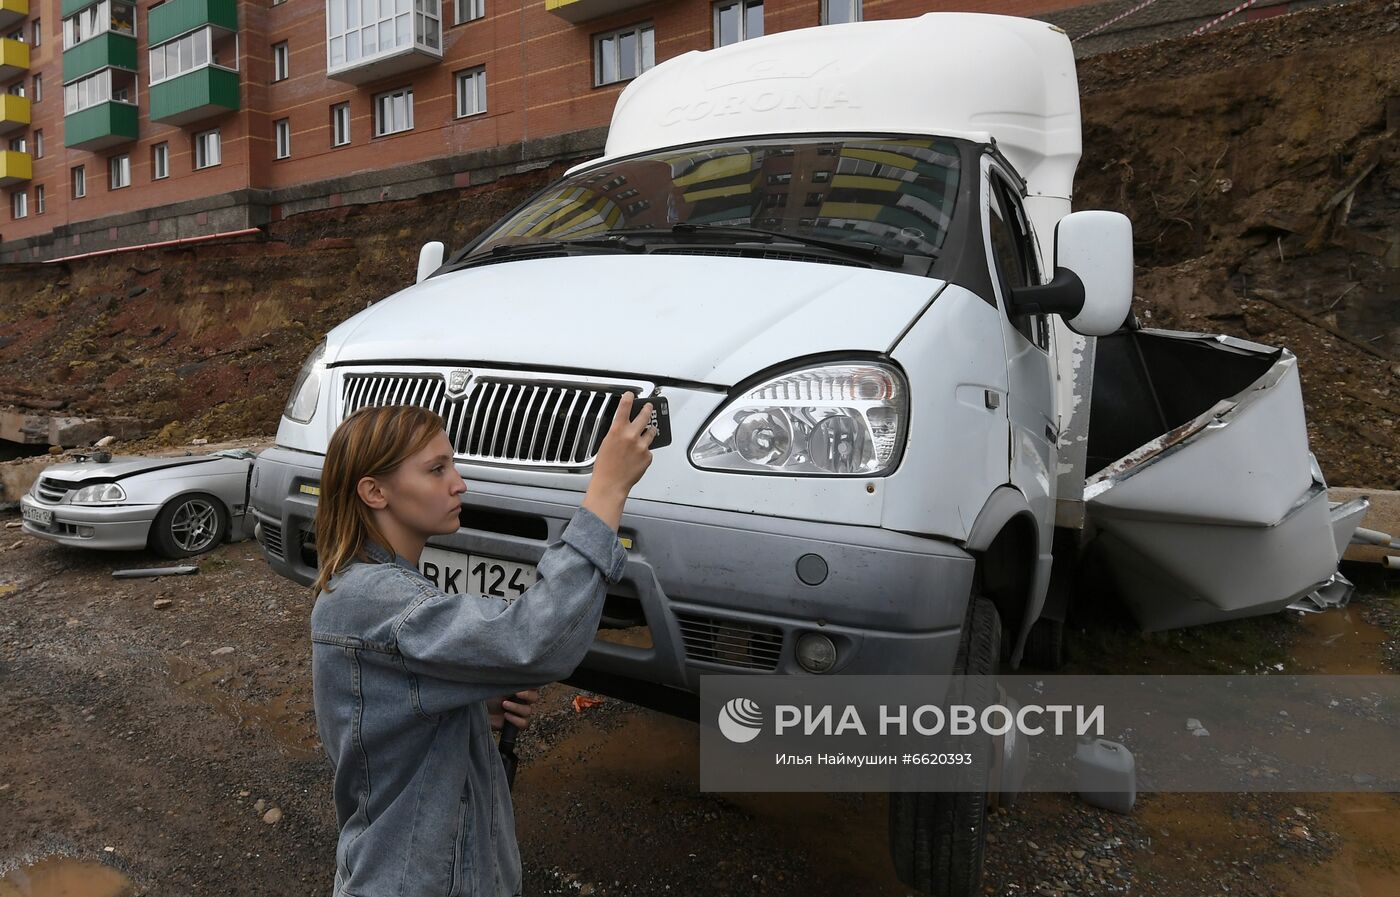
<box><xmin>581</xmin><ymin>391</ymin><xmax>656</xmax><ymax>531</ymax></box>
<box><xmin>488</xmin><ymin>688</ymin><xmax>541</xmax><ymax>732</ymax></box>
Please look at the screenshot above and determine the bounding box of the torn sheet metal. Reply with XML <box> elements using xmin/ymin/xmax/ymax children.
<box><xmin>1083</xmin><ymin>328</ymin><xmax>1354</xmax><ymax>632</ymax></box>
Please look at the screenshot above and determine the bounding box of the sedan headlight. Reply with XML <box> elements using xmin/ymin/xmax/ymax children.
<box><xmin>690</xmin><ymin>362</ymin><xmax>908</xmax><ymax>475</ymax></box>
<box><xmin>72</xmin><ymin>483</ymin><xmax>126</xmax><ymax>503</ymax></box>
<box><xmin>284</xmin><ymin>339</ymin><xmax>328</xmax><ymax>424</ymax></box>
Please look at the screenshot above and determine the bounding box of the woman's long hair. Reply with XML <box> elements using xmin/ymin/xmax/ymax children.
<box><xmin>312</xmin><ymin>404</ymin><xmax>447</xmax><ymax>596</ymax></box>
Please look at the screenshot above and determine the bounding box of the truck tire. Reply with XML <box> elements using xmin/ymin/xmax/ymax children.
<box><xmin>150</xmin><ymin>493</ymin><xmax>228</xmax><ymax>558</ymax></box>
<box><xmin>888</xmin><ymin>595</ymin><xmax>1001</xmax><ymax>897</ymax></box>
<box><xmin>1022</xmin><ymin>614</ymin><xmax>1065</xmax><ymax>671</ymax></box>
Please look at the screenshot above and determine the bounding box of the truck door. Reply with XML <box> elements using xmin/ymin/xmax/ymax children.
<box><xmin>983</xmin><ymin>164</ymin><xmax>1058</xmax><ymax>532</ymax></box>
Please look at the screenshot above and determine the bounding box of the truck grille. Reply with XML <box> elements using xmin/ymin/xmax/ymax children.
<box><xmin>35</xmin><ymin>478</ymin><xmax>75</xmax><ymax>503</ymax></box>
<box><xmin>261</xmin><ymin>522</ymin><xmax>284</xmax><ymax>560</ymax></box>
<box><xmin>339</xmin><ymin>371</ymin><xmax>648</xmax><ymax>469</ymax></box>
<box><xmin>675</xmin><ymin>612</ymin><xmax>784</xmax><ymax>671</ymax></box>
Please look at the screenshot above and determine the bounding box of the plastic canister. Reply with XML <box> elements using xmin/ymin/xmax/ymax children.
<box><xmin>1074</xmin><ymin>737</ymin><xmax>1137</xmax><ymax>814</ymax></box>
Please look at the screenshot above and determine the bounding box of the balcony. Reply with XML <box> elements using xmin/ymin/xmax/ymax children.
<box><xmin>0</xmin><ymin>148</ymin><xmax>31</xmax><ymax>187</ymax></box>
<box><xmin>61</xmin><ymin>0</ymin><xmax>98</xmax><ymax>17</ymax></box>
<box><xmin>0</xmin><ymin>35</ymin><xmax>28</xmax><ymax>80</ymax></box>
<box><xmin>325</xmin><ymin>0</ymin><xmax>442</xmax><ymax>84</ymax></box>
<box><xmin>544</xmin><ymin>0</ymin><xmax>649</xmax><ymax>23</ymax></box>
<box><xmin>0</xmin><ymin>0</ymin><xmax>27</xmax><ymax>31</ymax></box>
<box><xmin>148</xmin><ymin>0</ymin><xmax>236</xmax><ymax>47</ymax></box>
<box><xmin>63</xmin><ymin>31</ymin><xmax>138</xmax><ymax>82</ymax></box>
<box><xmin>150</xmin><ymin>65</ymin><xmax>238</xmax><ymax>125</ymax></box>
<box><xmin>64</xmin><ymin>100</ymin><xmax>137</xmax><ymax>150</ymax></box>
<box><xmin>0</xmin><ymin>92</ymin><xmax>29</xmax><ymax>135</ymax></box>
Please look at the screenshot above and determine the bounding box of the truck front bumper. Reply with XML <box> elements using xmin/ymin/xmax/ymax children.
<box><xmin>252</xmin><ymin>445</ymin><xmax>974</xmax><ymax>698</ymax></box>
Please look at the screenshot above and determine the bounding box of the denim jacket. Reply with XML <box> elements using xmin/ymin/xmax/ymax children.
<box><xmin>310</xmin><ymin>504</ymin><xmax>627</xmax><ymax>897</ymax></box>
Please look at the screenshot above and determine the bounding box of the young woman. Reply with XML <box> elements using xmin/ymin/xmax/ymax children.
<box><xmin>310</xmin><ymin>391</ymin><xmax>656</xmax><ymax>897</ymax></box>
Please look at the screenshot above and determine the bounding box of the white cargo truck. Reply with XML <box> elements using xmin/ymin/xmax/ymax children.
<box><xmin>252</xmin><ymin>13</ymin><xmax>1358</xmax><ymax>894</ymax></box>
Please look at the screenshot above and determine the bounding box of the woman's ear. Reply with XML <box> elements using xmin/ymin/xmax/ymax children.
<box><xmin>356</xmin><ymin>475</ymin><xmax>389</xmax><ymax>510</ymax></box>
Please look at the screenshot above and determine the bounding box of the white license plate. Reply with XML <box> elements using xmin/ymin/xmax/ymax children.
<box><xmin>419</xmin><ymin>546</ymin><xmax>537</xmax><ymax>603</ymax></box>
<box><xmin>22</xmin><ymin>505</ymin><xmax>52</xmax><ymax>526</ymax></box>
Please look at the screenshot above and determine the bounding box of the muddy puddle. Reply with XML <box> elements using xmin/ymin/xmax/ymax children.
<box><xmin>165</xmin><ymin>658</ymin><xmax>321</xmax><ymax>762</ymax></box>
<box><xmin>1291</xmin><ymin>606</ymin><xmax>1391</xmax><ymax>674</ymax></box>
<box><xmin>0</xmin><ymin>857</ymin><xmax>133</xmax><ymax>897</ymax></box>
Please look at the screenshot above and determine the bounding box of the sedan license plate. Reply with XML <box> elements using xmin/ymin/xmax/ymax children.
<box><xmin>22</xmin><ymin>504</ymin><xmax>52</xmax><ymax>527</ymax></box>
<box><xmin>419</xmin><ymin>546</ymin><xmax>537</xmax><ymax>603</ymax></box>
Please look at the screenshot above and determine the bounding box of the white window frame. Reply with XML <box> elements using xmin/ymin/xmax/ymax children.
<box><xmin>11</xmin><ymin>189</ymin><xmax>26</xmax><ymax>219</ymax></box>
<box><xmin>33</xmin><ymin>129</ymin><xmax>42</xmax><ymax>158</ymax></box>
<box><xmin>454</xmin><ymin>65</ymin><xmax>485</xmax><ymax>117</ymax></box>
<box><xmin>35</xmin><ymin>183</ymin><xmax>44</xmax><ymax>214</ymax></box>
<box><xmin>32</xmin><ymin>18</ymin><xmax>41</xmax><ymax>46</ymax></box>
<box><xmin>331</xmin><ymin>101</ymin><xmax>350</xmax><ymax>146</ymax></box>
<box><xmin>64</xmin><ymin>69</ymin><xmax>136</xmax><ymax>115</ymax></box>
<box><xmin>274</xmin><ymin>117</ymin><xmax>291</xmax><ymax>158</ymax></box>
<box><xmin>712</xmin><ymin>0</ymin><xmax>761</xmax><ymax>47</ymax></box>
<box><xmin>62</xmin><ymin>0</ymin><xmax>136</xmax><ymax>51</ymax></box>
<box><xmin>325</xmin><ymin>0</ymin><xmax>441</xmax><ymax>76</ymax></box>
<box><xmin>372</xmin><ymin>86</ymin><xmax>412</xmax><ymax>136</ymax></box>
<box><xmin>452</xmin><ymin>0</ymin><xmax>483</xmax><ymax>25</ymax></box>
<box><xmin>149</xmin><ymin>27</ymin><xmax>238</xmax><ymax>85</ymax></box>
<box><xmin>593</xmin><ymin>23</ymin><xmax>653</xmax><ymax>87</ymax></box>
<box><xmin>272</xmin><ymin>41</ymin><xmax>289</xmax><ymax>81</ymax></box>
<box><xmin>7</xmin><ymin>135</ymin><xmax>23</xmax><ymax>152</ymax></box>
<box><xmin>109</xmin><ymin>152</ymin><xmax>130</xmax><ymax>189</ymax></box>
<box><xmin>72</xmin><ymin>165</ymin><xmax>86</xmax><ymax>198</ymax></box>
<box><xmin>32</xmin><ymin>73</ymin><xmax>41</xmax><ymax>103</ymax></box>
<box><xmin>152</xmin><ymin>141</ymin><xmax>169</xmax><ymax>179</ymax></box>
<box><xmin>820</xmin><ymin>0</ymin><xmax>860</xmax><ymax>24</ymax></box>
<box><xmin>193</xmin><ymin>128</ymin><xmax>220</xmax><ymax>169</ymax></box>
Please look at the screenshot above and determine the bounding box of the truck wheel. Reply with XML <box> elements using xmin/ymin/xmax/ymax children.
<box><xmin>1022</xmin><ymin>615</ymin><xmax>1065</xmax><ymax>671</ymax></box>
<box><xmin>888</xmin><ymin>595</ymin><xmax>1001</xmax><ymax>897</ymax></box>
<box><xmin>151</xmin><ymin>493</ymin><xmax>228</xmax><ymax>558</ymax></box>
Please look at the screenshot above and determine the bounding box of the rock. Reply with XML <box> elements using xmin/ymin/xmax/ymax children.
<box><xmin>254</xmin><ymin>799</ymin><xmax>267</xmax><ymax>813</ymax></box>
<box><xmin>7</xmin><ymin>540</ymin><xmax>22</xmax><ymax>550</ymax></box>
<box><xmin>153</xmin><ymin>598</ymin><xmax>173</xmax><ymax>609</ymax></box>
<box><xmin>4</xmin><ymin>521</ymin><xmax>20</xmax><ymax>528</ymax></box>
<box><xmin>95</xmin><ymin>435</ymin><xmax>116</xmax><ymax>447</ymax></box>
<box><xmin>191</xmin><ymin>437</ymin><xmax>208</xmax><ymax>445</ymax></box>
<box><xmin>65</xmin><ymin>618</ymin><xmax>80</xmax><ymax>627</ymax></box>
<box><xmin>262</xmin><ymin>807</ymin><xmax>283</xmax><ymax>825</ymax></box>
<box><xmin>211</xmin><ymin>646</ymin><xmax>235</xmax><ymax>656</ymax></box>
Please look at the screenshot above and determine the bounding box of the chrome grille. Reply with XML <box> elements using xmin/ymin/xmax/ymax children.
<box><xmin>36</xmin><ymin>478</ymin><xmax>75</xmax><ymax>503</ymax></box>
<box><xmin>675</xmin><ymin>613</ymin><xmax>784</xmax><ymax>671</ymax></box>
<box><xmin>340</xmin><ymin>371</ymin><xmax>643</xmax><ymax>469</ymax></box>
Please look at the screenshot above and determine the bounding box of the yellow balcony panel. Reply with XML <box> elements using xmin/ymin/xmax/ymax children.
<box><xmin>0</xmin><ymin>35</ymin><xmax>29</xmax><ymax>80</ymax></box>
<box><xmin>0</xmin><ymin>0</ymin><xmax>28</xmax><ymax>30</ymax></box>
<box><xmin>545</xmin><ymin>0</ymin><xmax>649</xmax><ymax>22</ymax></box>
<box><xmin>0</xmin><ymin>93</ymin><xmax>29</xmax><ymax>135</ymax></box>
<box><xmin>0</xmin><ymin>149</ymin><xmax>32</xmax><ymax>187</ymax></box>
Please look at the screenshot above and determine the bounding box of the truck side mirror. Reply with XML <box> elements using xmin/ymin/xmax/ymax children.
<box><xmin>1052</xmin><ymin>210</ymin><xmax>1133</xmax><ymax>336</ymax></box>
<box><xmin>416</xmin><ymin>241</ymin><xmax>445</xmax><ymax>284</ymax></box>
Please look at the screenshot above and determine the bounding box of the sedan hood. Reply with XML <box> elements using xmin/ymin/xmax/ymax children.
<box><xmin>330</xmin><ymin>254</ymin><xmax>941</xmax><ymax>384</ymax></box>
<box><xmin>39</xmin><ymin>454</ymin><xmax>228</xmax><ymax>484</ymax></box>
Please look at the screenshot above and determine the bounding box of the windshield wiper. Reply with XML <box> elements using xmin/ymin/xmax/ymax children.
<box><xmin>446</xmin><ymin>235</ymin><xmax>646</xmax><ymax>271</ymax></box>
<box><xmin>612</xmin><ymin>223</ymin><xmax>910</xmax><ymax>267</ymax></box>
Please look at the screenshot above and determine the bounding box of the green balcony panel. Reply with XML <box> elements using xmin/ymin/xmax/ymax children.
<box><xmin>149</xmin><ymin>66</ymin><xmax>238</xmax><ymax>125</ymax></box>
<box><xmin>148</xmin><ymin>0</ymin><xmax>236</xmax><ymax>47</ymax></box>
<box><xmin>0</xmin><ymin>0</ymin><xmax>28</xmax><ymax>31</ymax></box>
<box><xmin>63</xmin><ymin>31</ymin><xmax>137</xmax><ymax>82</ymax></box>
<box><xmin>64</xmin><ymin>100</ymin><xmax>138</xmax><ymax>150</ymax></box>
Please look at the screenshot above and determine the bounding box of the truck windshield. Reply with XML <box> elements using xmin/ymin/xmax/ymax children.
<box><xmin>462</xmin><ymin>135</ymin><xmax>961</xmax><ymax>262</ymax></box>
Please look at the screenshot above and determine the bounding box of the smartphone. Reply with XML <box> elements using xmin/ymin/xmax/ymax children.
<box><xmin>626</xmin><ymin>394</ymin><xmax>671</xmax><ymax>448</ymax></box>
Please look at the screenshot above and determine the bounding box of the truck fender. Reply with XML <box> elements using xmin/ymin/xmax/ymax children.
<box><xmin>962</xmin><ymin>485</ymin><xmax>1054</xmax><ymax>669</ymax></box>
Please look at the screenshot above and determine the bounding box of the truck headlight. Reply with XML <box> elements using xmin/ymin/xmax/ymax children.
<box><xmin>690</xmin><ymin>362</ymin><xmax>907</xmax><ymax>475</ymax></box>
<box><xmin>284</xmin><ymin>339</ymin><xmax>327</xmax><ymax>424</ymax></box>
<box><xmin>72</xmin><ymin>483</ymin><xmax>126</xmax><ymax>503</ymax></box>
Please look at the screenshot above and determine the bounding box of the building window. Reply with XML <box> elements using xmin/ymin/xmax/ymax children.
<box><xmin>109</xmin><ymin>153</ymin><xmax>130</xmax><ymax>189</ymax></box>
<box><xmin>33</xmin><ymin>129</ymin><xmax>42</xmax><ymax>158</ymax></box>
<box><xmin>10</xmin><ymin>190</ymin><xmax>26</xmax><ymax>219</ymax></box>
<box><xmin>7</xmin><ymin>135</ymin><xmax>23</xmax><ymax>152</ymax></box>
<box><xmin>193</xmin><ymin>128</ymin><xmax>220</xmax><ymax>168</ymax></box>
<box><xmin>453</xmin><ymin>0</ymin><xmax>483</xmax><ymax>25</ymax></box>
<box><xmin>64</xmin><ymin>69</ymin><xmax>137</xmax><ymax>114</ymax></box>
<box><xmin>713</xmin><ymin>0</ymin><xmax>760</xmax><ymax>46</ymax></box>
<box><xmin>72</xmin><ymin>165</ymin><xmax>86</xmax><ymax>198</ymax></box>
<box><xmin>6</xmin><ymin>81</ymin><xmax>22</xmax><ymax>97</ymax></box>
<box><xmin>373</xmin><ymin>86</ymin><xmax>412</xmax><ymax>136</ymax></box>
<box><xmin>274</xmin><ymin>117</ymin><xmax>291</xmax><ymax>158</ymax></box>
<box><xmin>152</xmin><ymin>141</ymin><xmax>168</xmax><ymax>178</ymax></box>
<box><xmin>272</xmin><ymin>41</ymin><xmax>289</xmax><ymax>81</ymax></box>
<box><xmin>454</xmin><ymin>65</ymin><xmax>485</xmax><ymax>117</ymax></box>
<box><xmin>326</xmin><ymin>0</ymin><xmax>440</xmax><ymax>73</ymax></box>
<box><xmin>820</xmin><ymin>0</ymin><xmax>859</xmax><ymax>24</ymax></box>
<box><xmin>32</xmin><ymin>19</ymin><xmax>41</xmax><ymax>46</ymax></box>
<box><xmin>149</xmin><ymin>27</ymin><xmax>237</xmax><ymax>85</ymax></box>
<box><xmin>35</xmin><ymin>183</ymin><xmax>44</xmax><ymax>214</ymax></box>
<box><xmin>330</xmin><ymin>102</ymin><xmax>350</xmax><ymax>146</ymax></box>
<box><xmin>63</xmin><ymin>0</ymin><xmax>135</xmax><ymax>50</ymax></box>
<box><xmin>32</xmin><ymin>73</ymin><xmax>41</xmax><ymax>103</ymax></box>
<box><xmin>594</xmin><ymin>23</ymin><xmax>653</xmax><ymax>86</ymax></box>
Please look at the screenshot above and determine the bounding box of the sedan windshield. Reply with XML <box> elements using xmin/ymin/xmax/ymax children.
<box><xmin>464</xmin><ymin>135</ymin><xmax>962</xmax><ymax>261</ymax></box>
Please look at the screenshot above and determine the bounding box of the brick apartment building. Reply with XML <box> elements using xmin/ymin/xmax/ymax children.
<box><xmin>0</xmin><ymin>0</ymin><xmax>1326</xmax><ymax>262</ymax></box>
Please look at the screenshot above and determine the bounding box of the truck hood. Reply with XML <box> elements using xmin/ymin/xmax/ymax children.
<box><xmin>329</xmin><ymin>254</ymin><xmax>941</xmax><ymax>385</ymax></box>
